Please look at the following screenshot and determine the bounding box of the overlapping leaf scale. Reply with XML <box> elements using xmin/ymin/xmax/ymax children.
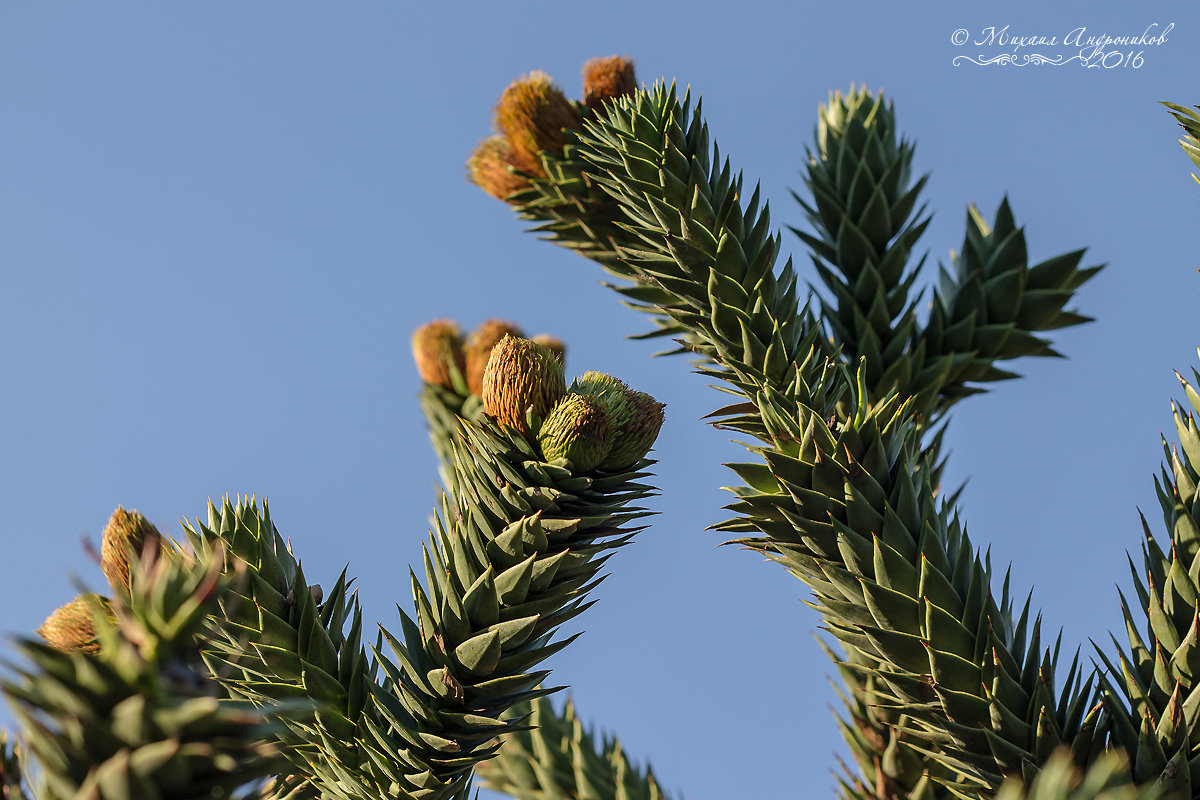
<box><xmin>513</xmin><ymin>80</ymin><xmax>1104</xmax><ymax>794</ymax></box>
<box><xmin>421</xmin><ymin>384</ymin><xmax>472</xmax><ymax>493</ymax></box>
<box><xmin>1098</xmin><ymin>368</ymin><xmax>1200</xmax><ymax>795</ymax></box>
<box><xmin>571</xmin><ymin>81</ymin><xmax>828</xmax><ymax>380</ymax></box>
<box><xmin>1</xmin><ymin>545</ymin><xmax>296</xmax><ymax>800</ymax></box>
<box><xmin>420</xmin><ymin>382</ymin><xmax>489</xmax><ymax>501</ymax></box>
<box><xmin>792</xmin><ymin>88</ymin><xmax>1100</xmax><ymax>418</ymax></box>
<box><xmin>567</xmin><ymin>82</ymin><xmax>1063</xmax><ymax>795</ymax></box>
<box><xmin>418</xmin><ymin>359</ymin><xmax>677</xmax><ymax>800</ymax></box>
<box><xmin>1162</xmin><ymin>103</ymin><xmax>1200</xmax><ymax>187</ymax></box>
<box><xmin>183</xmin><ymin>497</ymin><xmax>369</xmax><ymax>798</ymax></box>
<box><xmin>993</xmin><ymin>750</ymin><xmax>1162</xmax><ymax>800</ymax></box>
<box><xmin>508</xmin><ymin>138</ymin><xmax>686</xmax><ymax>349</ymax></box>
<box><xmin>922</xmin><ymin>200</ymin><xmax>1102</xmax><ymax>404</ymax></box>
<box><xmin>823</xmin><ymin>636</ymin><xmax>952</xmax><ymax>800</ymax></box>
<box><xmin>714</xmin><ymin>373</ymin><xmax>1102</xmax><ymax>793</ymax></box>
<box><xmin>565</xmin><ymin>82</ymin><xmax>956</xmax><ymax>796</ymax></box>
<box><xmin>509</xmin><ymin>143</ymin><xmax>630</xmax><ymax>272</ymax></box>
<box><xmin>792</xmin><ymin>86</ymin><xmax>939</xmax><ymax>411</ymax></box>
<box><xmin>475</xmin><ymin>695</ymin><xmax>677</xmax><ymax>800</ymax></box>
<box><xmin>332</xmin><ymin>416</ymin><xmax>656</xmax><ymax>799</ymax></box>
<box><xmin>785</xmin><ymin>91</ymin><xmax>964</xmax><ymax>796</ymax></box>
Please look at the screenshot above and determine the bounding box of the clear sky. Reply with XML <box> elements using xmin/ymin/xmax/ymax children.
<box><xmin>2</xmin><ymin>2</ymin><xmax>1199</xmax><ymax>798</ymax></box>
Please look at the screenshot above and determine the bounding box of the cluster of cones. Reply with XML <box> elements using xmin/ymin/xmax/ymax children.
<box><xmin>412</xmin><ymin>318</ymin><xmax>563</xmax><ymax>398</ymax></box>
<box><xmin>35</xmin><ymin>508</ymin><xmax>163</xmax><ymax>654</ymax></box>
<box><xmin>412</xmin><ymin>319</ymin><xmax>665</xmax><ymax>472</ymax></box>
<box><xmin>467</xmin><ymin>55</ymin><xmax>637</xmax><ymax>201</ymax></box>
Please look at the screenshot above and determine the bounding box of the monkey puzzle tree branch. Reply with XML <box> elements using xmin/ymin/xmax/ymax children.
<box><xmin>193</xmin><ymin>335</ymin><xmax>665</xmax><ymax>799</ymax></box>
<box><xmin>412</xmin><ymin>323</ymin><xmax>674</xmax><ymax>800</ymax></box>
<box><xmin>341</xmin><ymin>411</ymin><xmax>659</xmax><ymax>798</ymax></box>
<box><xmin>1163</xmin><ymin>102</ymin><xmax>1200</xmax><ymax>189</ymax></box>
<box><xmin>474</xmin><ymin>695</ymin><xmax>678</xmax><ymax>800</ymax></box>
<box><xmin>1092</xmin><ymin>369</ymin><xmax>1200</xmax><ymax>796</ymax></box>
<box><xmin>2</xmin><ymin>542</ymin><xmax>302</xmax><ymax>800</ymax></box>
<box><xmin>500</xmin><ymin>79</ymin><xmax>1103</xmax><ymax>794</ymax></box>
<box><xmin>993</xmin><ymin>750</ymin><xmax>1161</xmax><ymax>800</ymax></box>
<box><xmin>795</xmin><ymin>87</ymin><xmax>1101</xmax><ymax>421</ymax></box>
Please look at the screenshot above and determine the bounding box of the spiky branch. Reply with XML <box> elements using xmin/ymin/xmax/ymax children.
<box><xmin>186</xmin><ymin>332</ymin><xmax>664</xmax><ymax>799</ymax></box>
<box><xmin>3</xmin><ymin>540</ymin><xmax>301</xmax><ymax>800</ymax></box>
<box><xmin>7</xmin><ymin>56</ymin><xmax>1200</xmax><ymax>800</ymax></box>
<box><xmin>411</xmin><ymin>320</ymin><xmax>676</xmax><ymax>800</ymax></box>
<box><xmin>4</xmin><ymin>332</ymin><xmax>664</xmax><ymax>800</ymax></box>
<box><xmin>469</xmin><ymin>60</ymin><xmax>1106</xmax><ymax>799</ymax></box>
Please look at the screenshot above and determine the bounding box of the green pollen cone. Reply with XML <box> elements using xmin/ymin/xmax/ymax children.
<box><xmin>571</xmin><ymin>371</ymin><xmax>630</xmax><ymax>406</ymax></box>
<box><xmin>602</xmin><ymin>389</ymin><xmax>665</xmax><ymax>469</ymax></box>
<box><xmin>569</xmin><ymin>372</ymin><xmax>665</xmax><ymax>469</ymax></box>
<box><xmin>538</xmin><ymin>393</ymin><xmax>613</xmax><ymax>471</ymax></box>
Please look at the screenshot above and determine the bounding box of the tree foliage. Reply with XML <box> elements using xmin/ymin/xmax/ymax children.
<box><xmin>4</xmin><ymin>58</ymin><xmax>1200</xmax><ymax>800</ymax></box>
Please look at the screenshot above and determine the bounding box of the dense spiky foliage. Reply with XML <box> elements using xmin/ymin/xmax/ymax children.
<box><xmin>462</xmin><ymin>57</ymin><xmax>1200</xmax><ymax>800</ymax></box>
<box><xmin>993</xmin><ymin>751</ymin><xmax>1161</xmax><ymax>800</ymax></box>
<box><xmin>176</xmin><ymin>379</ymin><xmax>662</xmax><ymax>799</ymax></box>
<box><xmin>3</xmin><ymin>542</ymin><xmax>300</xmax><ymax>800</ymax></box>
<box><xmin>916</xmin><ymin>199</ymin><xmax>1100</xmax><ymax>406</ymax></box>
<box><xmin>3</xmin><ymin>323</ymin><xmax>661</xmax><ymax>800</ymax></box>
<box><xmin>475</xmin><ymin>695</ymin><xmax>676</xmax><ymax>800</ymax></box>
<box><xmin>1094</xmin><ymin>103</ymin><xmax>1200</xmax><ymax>794</ymax></box>
<box><xmin>408</xmin><ymin>326</ymin><xmax>672</xmax><ymax>800</ymax></box>
<box><xmin>132</xmin><ymin>328</ymin><xmax>659</xmax><ymax>800</ymax></box>
<box><xmin>291</xmin><ymin>328</ymin><xmax>661</xmax><ymax>800</ymax></box>
<box><xmin>348</xmin><ymin>414</ymin><xmax>660</xmax><ymax>799</ymax></box>
<box><xmin>796</xmin><ymin>88</ymin><xmax>1099</xmax><ymax>415</ymax></box>
<box><xmin>785</xmin><ymin>85</ymin><xmax>1091</xmax><ymax>800</ymax></box>
<box><xmin>793</xmin><ymin>87</ymin><xmax>935</xmax><ymax>408</ymax></box>
<box><xmin>551</xmin><ymin>77</ymin><xmax>1101</xmax><ymax>793</ymax></box>
<box><xmin>1164</xmin><ymin>102</ymin><xmax>1200</xmax><ymax>188</ymax></box>
<box><xmin>1091</xmin><ymin>370</ymin><xmax>1200</xmax><ymax>795</ymax></box>
<box><xmin>8</xmin><ymin>56</ymin><xmax>1200</xmax><ymax>800</ymax></box>
<box><xmin>181</xmin><ymin>497</ymin><xmax>367</xmax><ymax>799</ymax></box>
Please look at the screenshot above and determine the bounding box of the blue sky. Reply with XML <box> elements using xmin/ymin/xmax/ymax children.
<box><xmin>2</xmin><ymin>2</ymin><xmax>1200</xmax><ymax>798</ymax></box>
